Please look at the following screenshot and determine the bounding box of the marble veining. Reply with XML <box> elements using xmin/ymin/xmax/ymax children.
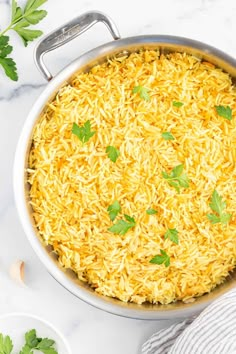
<box><xmin>0</xmin><ymin>0</ymin><xmax>235</xmax><ymax>353</ymax></box>
<box><xmin>0</xmin><ymin>0</ymin><xmax>9</xmax><ymax>5</ymax></box>
<box><xmin>0</xmin><ymin>83</ymin><xmax>46</xmax><ymax>101</ymax></box>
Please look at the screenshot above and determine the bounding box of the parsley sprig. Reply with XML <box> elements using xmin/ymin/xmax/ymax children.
<box><xmin>207</xmin><ymin>190</ymin><xmax>232</xmax><ymax>225</ymax></box>
<box><xmin>20</xmin><ymin>329</ymin><xmax>57</xmax><ymax>354</ymax></box>
<box><xmin>0</xmin><ymin>0</ymin><xmax>48</xmax><ymax>81</ymax></box>
<box><xmin>0</xmin><ymin>329</ymin><xmax>58</xmax><ymax>354</ymax></box>
<box><xmin>162</xmin><ymin>164</ymin><xmax>190</xmax><ymax>193</ymax></box>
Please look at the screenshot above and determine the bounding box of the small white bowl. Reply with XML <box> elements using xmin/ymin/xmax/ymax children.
<box><xmin>0</xmin><ymin>313</ymin><xmax>71</xmax><ymax>353</ymax></box>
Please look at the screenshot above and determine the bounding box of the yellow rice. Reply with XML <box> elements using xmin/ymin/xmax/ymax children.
<box><xmin>28</xmin><ymin>51</ymin><xmax>236</xmax><ymax>304</ymax></box>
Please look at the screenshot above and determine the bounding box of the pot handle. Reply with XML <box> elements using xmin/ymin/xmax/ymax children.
<box><xmin>34</xmin><ymin>11</ymin><xmax>121</xmax><ymax>81</ymax></box>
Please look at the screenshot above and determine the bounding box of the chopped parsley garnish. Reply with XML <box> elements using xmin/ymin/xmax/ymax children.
<box><xmin>162</xmin><ymin>132</ymin><xmax>175</xmax><ymax>141</ymax></box>
<box><xmin>207</xmin><ymin>189</ymin><xmax>232</xmax><ymax>225</ymax></box>
<box><xmin>106</xmin><ymin>146</ymin><xmax>120</xmax><ymax>162</ymax></box>
<box><xmin>132</xmin><ymin>85</ymin><xmax>150</xmax><ymax>101</ymax></box>
<box><xmin>146</xmin><ymin>208</ymin><xmax>158</xmax><ymax>215</ymax></box>
<box><xmin>164</xmin><ymin>228</ymin><xmax>179</xmax><ymax>244</ymax></box>
<box><xmin>72</xmin><ymin>120</ymin><xmax>96</xmax><ymax>144</ymax></box>
<box><xmin>150</xmin><ymin>250</ymin><xmax>170</xmax><ymax>267</ymax></box>
<box><xmin>107</xmin><ymin>200</ymin><xmax>121</xmax><ymax>221</ymax></box>
<box><xmin>162</xmin><ymin>164</ymin><xmax>190</xmax><ymax>193</ymax></box>
<box><xmin>173</xmin><ymin>101</ymin><xmax>184</xmax><ymax>107</ymax></box>
<box><xmin>108</xmin><ymin>215</ymin><xmax>136</xmax><ymax>235</ymax></box>
<box><xmin>215</xmin><ymin>105</ymin><xmax>232</xmax><ymax>121</ymax></box>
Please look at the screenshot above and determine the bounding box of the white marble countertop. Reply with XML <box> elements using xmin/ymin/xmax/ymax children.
<box><xmin>0</xmin><ymin>0</ymin><xmax>235</xmax><ymax>353</ymax></box>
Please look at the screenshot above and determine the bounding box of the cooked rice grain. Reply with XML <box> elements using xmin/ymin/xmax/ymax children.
<box><xmin>28</xmin><ymin>51</ymin><xmax>236</xmax><ymax>304</ymax></box>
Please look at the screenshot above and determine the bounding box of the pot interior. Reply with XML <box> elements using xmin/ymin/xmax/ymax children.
<box><xmin>22</xmin><ymin>36</ymin><xmax>236</xmax><ymax>319</ymax></box>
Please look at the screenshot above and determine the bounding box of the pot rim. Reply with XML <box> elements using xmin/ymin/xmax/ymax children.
<box><xmin>14</xmin><ymin>34</ymin><xmax>236</xmax><ymax>320</ymax></box>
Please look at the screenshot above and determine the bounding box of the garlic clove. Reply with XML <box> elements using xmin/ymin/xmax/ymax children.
<box><xmin>9</xmin><ymin>260</ymin><xmax>26</xmax><ymax>286</ymax></box>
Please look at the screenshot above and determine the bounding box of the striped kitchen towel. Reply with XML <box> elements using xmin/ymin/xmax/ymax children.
<box><xmin>142</xmin><ymin>288</ymin><xmax>236</xmax><ymax>354</ymax></box>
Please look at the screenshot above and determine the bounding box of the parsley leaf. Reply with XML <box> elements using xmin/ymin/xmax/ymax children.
<box><xmin>24</xmin><ymin>0</ymin><xmax>47</xmax><ymax>24</ymax></box>
<box><xmin>20</xmin><ymin>344</ymin><xmax>33</xmax><ymax>354</ymax></box>
<box><xmin>36</xmin><ymin>338</ymin><xmax>57</xmax><ymax>354</ymax></box>
<box><xmin>36</xmin><ymin>338</ymin><xmax>55</xmax><ymax>349</ymax></box>
<box><xmin>106</xmin><ymin>146</ymin><xmax>120</xmax><ymax>163</ymax></box>
<box><xmin>72</xmin><ymin>121</ymin><xmax>96</xmax><ymax>144</ymax></box>
<box><xmin>162</xmin><ymin>164</ymin><xmax>190</xmax><ymax>193</ymax></box>
<box><xmin>173</xmin><ymin>101</ymin><xmax>184</xmax><ymax>107</ymax></box>
<box><xmin>0</xmin><ymin>333</ymin><xmax>13</xmax><ymax>354</ymax></box>
<box><xmin>209</xmin><ymin>189</ymin><xmax>226</xmax><ymax>215</ymax></box>
<box><xmin>11</xmin><ymin>0</ymin><xmax>23</xmax><ymax>23</ymax></box>
<box><xmin>0</xmin><ymin>36</ymin><xmax>18</xmax><ymax>81</ymax></box>
<box><xmin>0</xmin><ymin>36</ymin><xmax>12</xmax><ymax>57</ymax></box>
<box><xmin>13</xmin><ymin>21</ymin><xmax>43</xmax><ymax>47</ymax></box>
<box><xmin>107</xmin><ymin>200</ymin><xmax>121</xmax><ymax>221</ymax></box>
<box><xmin>38</xmin><ymin>348</ymin><xmax>58</xmax><ymax>354</ymax></box>
<box><xmin>24</xmin><ymin>0</ymin><xmax>47</xmax><ymax>13</ymax></box>
<box><xmin>11</xmin><ymin>0</ymin><xmax>47</xmax><ymax>47</ymax></box>
<box><xmin>124</xmin><ymin>214</ymin><xmax>135</xmax><ymax>223</ymax></box>
<box><xmin>215</xmin><ymin>105</ymin><xmax>232</xmax><ymax>121</ymax></box>
<box><xmin>132</xmin><ymin>85</ymin><xmax>150</xmax><ymax>101</ymax></box>
<box><xmin>207</xmin><ymin>189</ymin><xmax>232</xmax><ymax>225</ymax></box>
<box><xmin>150</xmin><ymin>250</ymin><xmax>170</xmax><ymax>267</ymax></box>
<box><xmin>108</xmin><ymin>216</ymin><xmax>136</xmax><ymax>235</ymax></box>
<box><xmin>162</xmin><ymin>132</ymin><xmax>175</xmax><ymax>141</ymax></box>
<box><xmin>146</xmin><ymin>208</ymin><xmax>157</xmax><ymax>215</ymax></box>
<box><xmin>25</xmin><ymin>329</ymin><xmax>39</xmax><ymax>348</ymax></box>
<box><xmin>164</xmin><ymin>228</ymin><xmax>179</xmax><ymax>244</ymax></box>
<box><xmin>108</xmin><ymin>220</ymin><xmax>135</xmax><ymax>235</ymax></box>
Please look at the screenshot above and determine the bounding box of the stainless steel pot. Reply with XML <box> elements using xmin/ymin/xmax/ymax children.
<box><xmin>14</xmin><ymin>11</ymin><xmax>236</xmax><ymax>320</ymax></box>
